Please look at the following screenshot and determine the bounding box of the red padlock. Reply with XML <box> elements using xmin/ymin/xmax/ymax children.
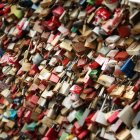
<box><xmin>85</xmin><ymin>5</ymin><xmax>96</xmax><ymax>14</ymax></box>
<box><xmin>107</xmin><ymin>110</ymin><xmax>120</xmax><ymax>124</ymax></box>
<box><xmin>113</xmin><ymin>98</ymin><xmax>122</xmax><ymax>106</ymax></box>
<box><xmin>0</xmin><ymin>10</ymin><xmax>4</xmax><ymax>16</ymax></box>
<box><xmin>78</xmin><ymin>130</ymin><xmax>89</xmax><ymax>140</ymax></box>
<box><xmin>3</xmin><ymin>6</ymin><xmax>11</xmax><ymax>14</ymax></box>
<box><xmin>52</xmin><ymin>16</ymin><xmax>61</xmax><ymax>27</ymax></box>
<box><xmin>17</xmin><ymin>21</ymin><xmax>25</xmax><ymax>30</ymax></box>
<box><xmin>62</xmin><ymin>58</ymin><xmax>70</xmax><ymax>66</ymax></box>
<box><xmin>114</xmin><ymin>51</ymin><xmax>129</xmax><ymax>61</ymax></box>
<box><xmin>38</xmin><ymin>84</ymin><xmax>46</xmax><ymax>91</ymax></box>
<box><xmin>118</xmin><ymin>25</ymin><xmax>131</xmax><ymax>38</ymax></box>
<box><xmin>106</xmin><ymin>84</ymin><xmax>117</xmax><ymax>94</ymax></box>
<box><xmin>74</xmin><ymin>121</ymin><xmax>83</xmax><ymax>130</ymax></box>
<box><xmin>96</xmin><ymin>7</ymin><xmax>111</xmax><ymax>21</ymax></box>
<box><xmin>85</xmin><ymin>113</ymin><xmax>95</xmax><ymax>123</ymax></box>
<box><xmin>70</xmin><ymin>85</ymin><xmax>83</xmax><ymax>94</ymax></box>
<box><xmin>45</xmin><ymin>124</ymin><xmax>60</xmax><ymax>140</ymax></box>
<box><xmin>9</xmin><ymin>59</ymin><xmax>21</xmax><ymax>69</ymax></box>
<box><xmin>18</xmin><ymin>29</ymin><xmax>23</xmax><ymax>38</ymax></box>
<box><xmin>11</xmin><ymin>84</ymin><xmax>18</xmax><ymax>93</ymax></box>
<box><xmin>43</xmin><ymin>20</ymin><xmax>56</xmax><ymax>30</ymax></box>
<box><xmin>24</xmin><ymin>110</ymin><xmax>32</xmax><ymax>123</ymax></box>
<box><xmin>17</xmin><ymin>68</ymin><xmax>24</xmax><ymax>76</ymax></box>
<box><xmin>133</xmin><ymin>79</ymin><xmax>140</xmax><ymax>93</ymax></box>
<box><xmin>89</xmin><ymin>61</ymin><xmax>100</xmax><ymax>69</ymax></box>
<box><xmin>0</xmin><ymin>97</ymin><xmax>5</xmax><ymax>104</ymax></box>
<box><xmin>83</xmin><ymin>88</ymin><xmax>93</xmax><ymax>94</ymax></box>
<box><xmin>96</xmin><ymin>0</ymin><xmax>103</xmax><ymax>5</ymax></box>
<box><xmin>38</xmin><ymin>112</ymin><xmax>45</xmax><ymax>120</ymax></box>
<box><xmin>133</xmin><ymin>100</ymin><xmax>140</xmax><ymax>112</ymax></box>
<box><xmin>86</xmin><ymin>91</ymin><xmax>97</xmax><ymax>100</ymax></box>
<box><xmin>29</xmin><ymin>64</ymin><xmax>40</xmax><ymax>76</ymax></box>
<box><xmin>30</xmin><ymin>95</ymin><xmax>39</xmax><ymax>105</ymax></box>
<box><xmin>53</xmin><ymin>6</ymin><xmax>65</xmax><ymax>17</ymax></box>
<box><xmin>0</xmin><ymin>22</ymin><xmax>3</xmax><ymax>27</ymax></box>
<box><xmin>73</xmin><ymin>127</ymin><xmax>83</xmax><ymax>136</ymax></box>
<box><xmin>17</xmin><ymin>107</ymin><xmax>26</xmax><ymax>118</ymax></box>
<box><xmin>0</xmin><ymin>4</ymin><xmax>5</xmax><ymax>9</ymax></box>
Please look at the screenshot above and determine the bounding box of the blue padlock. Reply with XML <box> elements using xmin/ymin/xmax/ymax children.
<box><xmin>9</xmin><ymin>109</ymin><xmax>17</xmax><ymax>120</ymax></box>
<box><xmin>31</xmin><ymin>4</ymin><xmax>39</xmax><ymax>10</ymax></box>
<box><xmin>121</xmin><ymin>58</ymin><xmax>136</xmax><ymax>78</ymax></box>
<box><xmin>0</xmin><ymin>47</ymin><xmax>5</xmax><ymax>57</ymax></box>
<box><xmin>80</xmin><ymin>0</ymin><xmax>86</xmax><ymax>5</ymax></box>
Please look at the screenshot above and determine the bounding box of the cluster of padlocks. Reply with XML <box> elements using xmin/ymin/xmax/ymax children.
<box><xmin>0</xmin><ymin>0</ymin><xmax>140</xmax><ymax>140</ymax></box>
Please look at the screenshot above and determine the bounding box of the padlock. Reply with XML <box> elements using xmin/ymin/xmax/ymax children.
<box><xmin>121</xmin><ymin>57</ymin><xmax>136</xmax><ymax>78</ymax></box>
<box><xmin>78</xmin><ymin>130</ymin><xmax>89</xmax><ymax>140</ymax></box>
<box><xmin>49</xmin><ymin>73</ymin><xmax>60</xmax><ymax>84</ymax></box>
<box><xmin>39</xmin><ymin>69</ymin><xmax>51</xmax><ymax>80</ymax></box>
<box><xmin>40</xmin><ymin>0</ymin><xmax>55</xmax><ymax>8</ymax></box>
<box><xmin>110</xmin><ymin>85</ymin><xmax>125</xmax><ymax>97</ymax></box>
<box><xmin>53</xmin><ymin>6</ymin><xmax>65</xmax><ymax>17</ymax></box>
<box><xmin>118</xmin><ymin>104</ymin><xmax>136</xmax><ymax>128</ymax></box>
<box><xmin>132</xmin><ymin>111</ymin><xmax>140</xmax><ymax>127</ymax></box>
<box><xmin>106</xmin><ymin>84</ymin><xmax>117</xmax><ymax>94</ymax></box>
<box><xmin>107</xmin><ymin>110</ymin><xmax>120</xmax><ymax>124</ymax></box>
<box><xmin>29</xmin><ymin>95</ymin><xmax>39</xmax><ymax>105</ymax></box>
<box><xmin>94</xmin><ymin>7</ymin><xmax>111</xmax><ymax>25</ymax></box>
<box><xmin>70</xmin><ymin>85</ymin><xmax>83</xmax><ymax>94</ymax></box>
<box><xmin>97</xmin><ymin>75</ymin><xmax>115</xmax><ymax>87</ymax></box>
<box><xmin>24</xmin><ymin>110</ymin><xmax>32</xmax><ymax>123</ymax></box>
<box><xmin>60</xmin><ymin>39</ymin><xmax>73</xmax><ymax>52</ymax></box>
<box><xmin>134</xmin><ymin>59</ymin><xmax>140</xmax><ymax>72</ymax></box>
<box><xmin>94</xmin><ymin>107</ymin><xmax>108</xmax><ymax>126</ymax></box>
<box><xmin>77</xmin><ymin>58</ymin><xmax>87</xmax><ymax>68</ymax></box>
<box><xmin>89</xmin><ymin>69</ymin><xmax>101</xmax><ymax>81</ymax></box>
<box><xmin>72</xmin><ymin>99</ymin><xmax>84</xmax><ymax>109</ymax></box>
<box><xmin>122</xmin><ymin>86</ymin><xmax>135</xmax><ymax>101</ymax></box>
<box><xmin>109</xmin><ymin>119</ymin><xmax>124</xmax><ymax>133</ymax></box>
<box><xmin>47</xmin><ymin>104</ymin><xmax>60</xmax><ymax>120</ymax></box>
<box><xmin>32</xmin><ymin>53</ymin><xmax>43</xmax><ymax>65</ymax></box>
<box><xmin>116</xmin><ymin>128</ymin><xmax>131</xmax><ymax>140</ymax></box>
<box><xmin>59</xmin><ymin>79</ymin><xmax>71</xmax><ymax>96</ymax></box>
<box><xmin>131</xmin><ymin>127</ymin><xmax>140</xmax><ymax>140</ymax></box>
<box><xmin>133</xmin><ymin>100</ymin><xmax>140</xmax><ymax>112</ymax></box>
<box><xmin>44</xmin><ymin>124</ymin><xmax>60</xmax><ymax>140</ymax></box>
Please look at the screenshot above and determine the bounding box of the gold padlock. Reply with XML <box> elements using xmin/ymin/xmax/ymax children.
<box><xmin>116</xmin><ymin>128</ymin><xmax>131</xmax><ymax>140</ymax></box>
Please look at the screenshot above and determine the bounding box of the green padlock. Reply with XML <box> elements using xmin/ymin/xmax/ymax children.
<box><xmin>59</xmin><ymin>132</ymin><xmax>69</xmax><ymax>140</ymax></box>
<box><xmin>75</xmin><ymin>110</ymin><xmax>84</xmax><ymax>121</ymax></box>
<box><xmin>87</xmin><ymin>0</ymin><xmax>95</xmax><ymax>5</ymax></box>
<box><xmin>11</xmin><ymin>5</ymin><xmax>23</xmax><ymax>19</ymax></box>
<box><xmin>71</xmin><ymin>26</ymin><xmax>78</xmax><ymax>33</ymax></box>
<box><xmin>89</xmin><ymin>69</ymin><xmax>101</xmax><ymax>81</ymax></box>
<box><xmin>26</xmin><ymin>122</ymin><xmax>37</xmax><ymax>131</ymax></box>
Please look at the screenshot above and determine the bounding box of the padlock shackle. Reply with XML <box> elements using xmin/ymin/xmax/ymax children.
<box><xmin>100</xmin><ymin>95</ymin><xmax>108</xmax><ymax>111</ymax></box>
